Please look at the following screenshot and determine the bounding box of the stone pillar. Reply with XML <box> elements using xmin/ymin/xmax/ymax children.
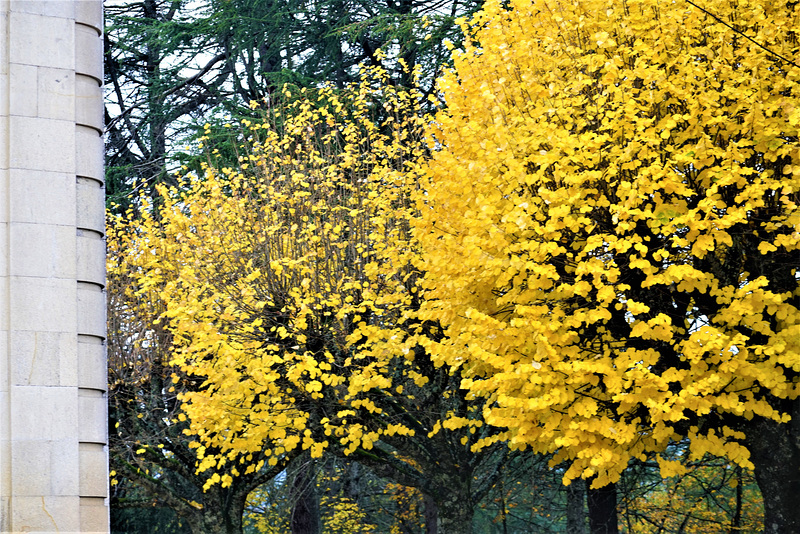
<box><xmin>0</xmin><ymin>1</ymin><xmax>107</xmax><ymax>532</ymax></box>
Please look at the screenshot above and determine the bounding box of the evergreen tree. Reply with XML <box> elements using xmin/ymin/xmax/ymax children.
<box><xmin>104</xmin><ymin>0</ymin><xmax>482</xmax><ymax>210</ymax></box>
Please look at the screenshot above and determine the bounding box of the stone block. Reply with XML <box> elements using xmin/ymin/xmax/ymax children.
<box><xmin>10</xmin><ymin>440</ymin><xmax>52</xmax><ymax>496</ymax></box>
<box><xmin>8</xmin><ymin>63</ymin><xmax>37</xmax><ymax>117</ymax></box>
<box><xmin>9</xmin><ymin>116</ymin><xmax>74</xmax><ymax>173</ymax></box>
<box><xmin>80</xmin><ymin>496</ymin><xmax>108</xmax><ymax>533</ymax></box>
<box><xmin>78</xmin><ymin>443</ymin><xmax>106</xmax><ymax>498</ymax></box>
<box><xmin>0</xmin><ymin>222</ymin><xmax>7</xmax><ymax>278</ymax></box>
<box><xmin>76</xmin><ymin>176</ymin><xmax>104</xmax><ymax>232</ymax></box>
<box><xmin>8</xmin><ymin>12</ymin><xmax>74</xmax><ymax>70</ymax></box>
<box><xmin>8</xmin><ymin>331</ymin><xmax>77</xmax><ymax>387</ymax></box>
<box><xmin>8</xmin><ymin>276</ymin><xmax>76</xmax><ymax>333</ymax></box>
<box><xmin>78</xmin><ymin>389</ymin><xmax>106</xmax><ymax>444</ymax></box>
<box><xmin>9</xmin><ymin>385</ymin><xmax>78</xmax><ymax>441</ymax></box>
<box><xmin>0</xmin><ymin>10</ymin><xmax>7</xmax><ymax>73</ymax></box>
<box><xmin>0</xmin><ymin>431</ymin><xmax>9</xmax><ymax>490</ymax></box>
<box><xmin>0</xmin><ymin>496</ymin><xmax>8</xmax><ymax>534</ymax></box>
<box><xmin>76</xmin><ymin>74</ymin><xmax>101</xmax><ymax>132</ymax></box>
<box><xmin>0</xmin><ymin>332</ymin><xmax>7</xmax><ymax>392</ymax></box>
<box><xmin>0</xmin><ymin>277</ymin><xmax>7</xmax><ymax>330</ymax></box>
<box><xmin>9</xmin><ymin>222</ymin><xmax>76</xmax><ymax>279</ymax></box>
<box><xmin>77</xmin><ymin>283</ymin><xmax>105</xmax><ymax>338</ymax></box>
<box><xmin>77</xmin><ymin>337</ymin><xmax>106</xmax><ymax>391</ymax></box>
<box><xmin>8</xmin><ymin>169</ymin><xmax>75</xmax><ymax>226</ymax></box>
<box><xmin>0</xmin><ymin>72</ymin><xmax>7</xmax><ymax>119</ymax></box>
<box><xmin>38</xmin><ymin>67</ymin><xmax>75</xmax><ymax>121</ymax></box>
<box><xmin>9</xmin><ymin>495</ymin><xmax>80</xmax><ymax>533</ymax></box>
<box><xmin>75</xmin><ymin>2</ymin><xmax>103</xmax><ymax>32</ymax></box>
<box><xmin>0</xmin><ymin>169</ymin><xmax>7</xmax><ymax>221</ymax></box>
<box><xmin>9</xmin><ymin>439</ymin><xmax>78</xmax><ymax>497</ymax></box>
<box><xmin>9</xmin><ymin>0</ymin><xmax>74</xmax><ymax>19</ymax></box>
<box><xmin>0</xmin><ymin>391</ymin><xmax>8</xmax><ymax>438</ymax></box>
<box><xmin>76</xmin><ymin>125</ymin><xmax>103</xmax><ymax>181</ymax></box>
<box><xmin>77</xmin><ymin>232</ymin><xmax>105</xmax><ymax>286</ymax></box>
<box><xmin>50</xmin><ymin>439</ymin><xmax>81</xmax><ymax>497</ymax></box>
<box><xmin>75</xmin><ymin>22</ymin><xmax>102</xmax><ymax>82</ymax></box>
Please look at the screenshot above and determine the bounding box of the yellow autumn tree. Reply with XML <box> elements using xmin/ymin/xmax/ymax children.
<box><xmin>110</xmin><ymin>65</ymin><xmax>511</xmax><ymax>534</ymax></box>
<box><xmin>107</xmin><ymin>213</ymin><xmax>297</xmax><ymax>534</ymax></box>
<box><xmin>415</xmin><ymin>0</ymin><xmax>800</xmax><ymax>531</ymax></box>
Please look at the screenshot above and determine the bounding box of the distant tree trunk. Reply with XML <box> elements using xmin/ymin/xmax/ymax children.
<box><xmin>194</xmin><ymin>487</ymin><xmax>247</xmax><ymax>534</ymax></box>
<box><xmin>729</xmin><ymin>466</ymin><xmax>742</xmax><ymax>534</ymax></box>
<box><xmin>566</xmin><ymin>479</ymin><xmax>588</xmax><ymax>534</ymax></box>
<box><xmin>353</xmin><ymin>434</ymin><xmax>482</xmax><ymax>534</ymax></box>
<box><xmin>436</xmin><ymin>494</ymin><xmax>473</xmax><ymax>534</ymax></box>
<box><xmin>498</xmin><ymin>475</ymin><xmax>509</xmax><ymax>534</ymax></box>
<box><xmin>427</xmin><ymin>469</ymin><xmax>474</xmax><ymax>534</ymax></box>
<box><xmin>342</xmin><ymin>461</ymin><xmax>363</xmax><ymax>503</ymax></box>
<box><xmin>290</xmin><ymin>455</ymin><xmax>321</xmax><ymax>534</ymax></box>
<box><xmin>424</xmin><ymin>493</ymin><xmax>438</xmax><ymax>534</ymax></box>
<box><xmin>743</xmin><ymin>405</ymin><xmax>800</xmax><ymax>534</ymax></box>
<box><xmin>163</xmin><ymin>482</ymin><xmax>246</xmax><ymax>534</ymax></box>
<box><xmin>586</xmin><ymin>479</ymin><xmax>618</xmax><ymax>534</ymax></box>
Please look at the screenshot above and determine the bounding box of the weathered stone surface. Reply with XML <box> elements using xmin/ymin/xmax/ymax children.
<box><xmin>75</xmin><ymin>22</ymin><xmax>101</xmax><ymax>81</ymax></box>
<box><xmin>9</xmin><ymin>331</ymin><xmax>78</xmax><ymax>387</ymax></box>
<box><xmin>9</xmin><ymin>222</ymin><xmax>76</xmax><ymax>279</ymax></box>
<box><xmin>8</xmin><ymin>277</ymin><xmax>77</xmax><ymax>333</ymax></box>
<box><xmin>76</xmin><ymin>74</ymin><xmax>102</xmax><ymax>131</ymax></box>
<box><xmin>8</xmin><ymin>115</ymin><xmax>75</xmax><ymax>173</ymax></box>
<box><xmin>77</xmin><ymin>336</ymin><xmax>106</xmax><ymax>391</ymax></box>
<box><xmin>78</xmin><ymin>390</ymin><xmax>106</xmax><ymax>443</ymax></box>
<box><xmin>0</xmin><ymin>222</ymin><xmax>7</xmax><ymax>278</ymax></box>
<box><xmin>38</xmin><ymin>67</ymin><xmax>76</xmax><ymax>121</ymax></box>
<box><xmin>8</xmin><ymin>63</ymin><xmax>36</xmax><ymax>116</ymax></box>
<box><xmin>76</xmin><ymin>176</ymin><xmax>104</xmax><ymax>232</ymax></box>
<box><xmin>8</xmin><ymin>169</ymin><xmax>75</xmax><ymax>226</ymax></box>
<box><xmin>75</xmin><ymin>1</ymin><xmax>102</xmax><ymax>29</ymax></box>
<box><xmin>76</xmin><ymin>125</ymin><xmax>103</xmax><ymax>180</ymax></box>
<box><xmin>77</xmin><ymin>232</ymin><xmax>106</xmax><ymax>285</ymax></box>
<box><xmin>9</xmin><ymin>386</ymin><xmax>79</xmax><ymax>441</ymax></box>
<box><xmin>78</xmin><ymin>443</ymin><xmax>107</xmax><ymax>498</ymax></box>
<box><xmin>9</xmin><ymin>0</ymin><xmax>74</xmax><ymax>18</ymax></box>
<box><xmin>77</xmin><ymin>283</ymin><xmax>105</xmax><ymax>337</ymax></box>
<box><xmin>10</xmin><ymin>439</ymin><xmax>79</xmax><ymax>496</ymax></box>
<box><xmin>81</xmin><ymin>496</ymin><xmax>109</xmax><ymax>533</ymax></box>
<box><xmin>8</xmin><ymin>12</ymin><xmax>74</xmax><ymax>69</ymax></box>
<box><xmin>0</xmin><ymin>1</ymin><xmax>107</xmax><ymax>532</ymax></box>
<box><xmin>9</xmin><ymin>496</ymin><xmax>81</xmax><ymax>533</ymax></box>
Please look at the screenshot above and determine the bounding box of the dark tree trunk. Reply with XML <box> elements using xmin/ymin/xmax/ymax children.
<box><xmin>178</xmin><ymin>488</ymin><xmax>246</xmax><ymax>534</ymax></box>
<box><xmin>424</xmin><ymin>493</ymin><xmax>439</xmax><ymax>534</ymax></box>
<box><xmin>197</xmin><ymin>494</ymin><xmax>246</xmax><ymax>534</ymax></box>
<box><xmin>744</xmin><ymin>406</ymin><xmax>800</xmax><ymax>534</ymax></box>
<box><xmin>729</xmin><ymin>466</ymin><xmax>742</xmax><ymax>534</ymax></box>
<box><xmin>566</xmin><ymin>479</ymin><xmax>588</xmax><ymax>534</ymax></box>
<box><xmin>425</xmin><ymin>463</ymin><xmax>474</xmax><ymax>534</ymax></box>
<box><xmin>290</xmin><ymin>456</ymin><xmax>321</xmax><ymax>534</ymax></box>
<box><xmin>352</xmin><ymin>437</ymin><xmax>479</xmax><ymax>534</ymax></box>
<box><xmin>436</xmin><ymin>494</ymin><xmax>474</xmax><ymax>534</ymax></box>
<box><xmin>586</xmin><ymin>480</ymin><xmax>618</xmax><ymax>534</ymax></box>
<box><xmin>219</xmin><ymin>491</ymin><xmax>247</xmax><ymax>534</ymax></box>
<box><xmin>498</xmin><ymin>475</ymin><xmax>509</xmax><ymax>534</ymax></box>
<box><xmin>342</xmin><ymin>461</ymin><xmax>363</xmax><ymax>503</ymax></box>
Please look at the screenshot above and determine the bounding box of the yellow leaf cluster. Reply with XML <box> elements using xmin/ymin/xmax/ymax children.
<box><xmin>416</xmin><ymin>0</ymin><xmax>800</xmax><ymax>484</ymax></box>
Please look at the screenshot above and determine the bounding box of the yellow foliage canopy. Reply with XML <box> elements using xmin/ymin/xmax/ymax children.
<box><xmin>108</xmin><ymin>69</ymin><xmax>433</xmax><ymax>484</ymax></box>
<box><xmin>416</xmin><ymin>0</ymin><xmax>800</xmax><ymax>486</ymax></box>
